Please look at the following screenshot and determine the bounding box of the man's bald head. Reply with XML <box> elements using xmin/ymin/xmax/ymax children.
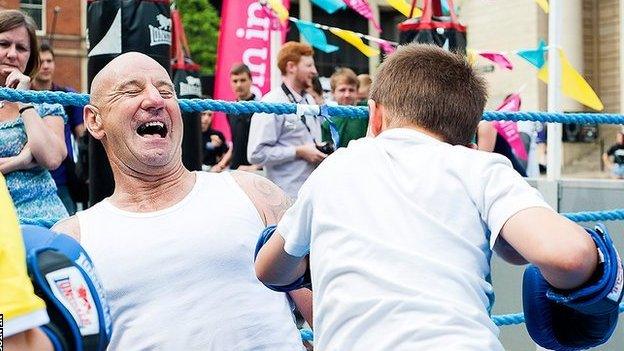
<box><xmin>90</xmin><ymin>52</ymin><xmax>171</xmax><ymax>107</ymax></box>
<box><xmin>83</xmin><ymin>51</ymin><xmax>183</xmax><ymax>177</ymax></box>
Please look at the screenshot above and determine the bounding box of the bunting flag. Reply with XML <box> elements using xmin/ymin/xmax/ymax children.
<box><xmin>441</xmin><ymin>0</ymin><xmax>458</xmax><ymax>15</ymax></box>
<box><xmin>387</xmin><ymin>0</ymin><xmax>422</xmax><ymax>18</ymax></box>
<box><xmin>467</xmin><ymin>48</ymin><xmax>478</xmax><ymax>65</ymax></box>
<box><xmin>379</xmin><ymin>40</ymin><xmax>396</xmax><ymax>55</ymax></box>
<box><xmin>478</xmin><ymin>51</ymin><xmax>513</xmax><ymax>70</ymax></box>
<box><xmin>534</xmin><ymin>0</ymin><xmax>549</xmax><ymax>14</ymax></box>
<box><xmin>296</xmin><ymin>20</ymin><xmax>339</xmax><ymax>53</ymax></box>
<box><xmin>311</xmin><ymin>0</ymin><xmax>346</xmax><ymax>14</ymax></box>
<box><xmin>267</xmin><ymin>0</ymin><xmax>289</xmax><ymax>24</ymax></box>
<box><xmin>496</xmin><ymin>93</ymin><xmax>522</xmax><ymax>112</ymax></box>
<box><xmin>494</xmin><ymin>93</ymin><xmax>527</xmax><ymax>161</ymax></box>
<box><xmin>330</xmin><ymin>28</ymin><xmax>380</xmax><ymax>57</ymax></box>
<box><xmin>517</xmin><ymin>39</ymin><xmax>547</xmax><ymax>68</ymax></box>
<box><xmin>287</xmin><ymin>17</ymin><xmax>395</xmax><ymax>57</ymax></box>
<box><xmin>537</xmin><ymin>50</ymin><xmax>604</xmax><ymax>111</ymax></box>
<box><xmin>343</xmin><ymin>0</ymin><xmax>381</xmax><ymax>32</ymax></box>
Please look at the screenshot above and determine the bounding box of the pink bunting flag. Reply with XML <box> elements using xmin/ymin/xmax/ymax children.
<box><xmin>496</xmin><ymin>93</ymin><xmax>522</xmax><ymax>111</ymax></box>
<box><xmin>478</xmin><ymin>51</ymin><xmax>513</xmax><ymax>70</ymax></box>
<box><xmin>343</xmin><ymin>0</ymin><xmax>382</xmax><ymax>32</ymax></box>
<box><xmin>493</xmin><ymin>93</ymin><xmax>527</xmax><ymax>161</ymax></box>
<box><xmin>379</xmin><ymin>40</ymin><xmax>396</xmax><ymax>55</ymax></box>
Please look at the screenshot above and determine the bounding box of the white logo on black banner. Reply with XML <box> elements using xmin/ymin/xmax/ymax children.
<box><xmin>88</xmin><ymin>9</ymin><xmax>122</xmax><ymax>57</ymax></box>
<box><xmin>149</xmin><ymin>14</ymin><xmax>171</xmax><ymax>46</ymax></box>
<box><xmin>180</xmin><ymin>76</ymin><xmax>202</xmax><ymax>97</ymax></box>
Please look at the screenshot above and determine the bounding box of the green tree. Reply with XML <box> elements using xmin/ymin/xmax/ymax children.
<box><xmin>175</xmin><ymin>0</ymin><xmax>220</xmax><ymax>75</ymax></box>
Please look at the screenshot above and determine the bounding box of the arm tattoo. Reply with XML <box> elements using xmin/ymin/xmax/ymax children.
<box><xmin>252</xmin><ymin>176</ymin><xmax>293</xmax><ymax>223</ymax></box>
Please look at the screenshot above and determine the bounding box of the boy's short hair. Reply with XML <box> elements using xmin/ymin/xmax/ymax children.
<box><xmin>277</xmin><ymin>42</ymin><xmax>314</xmax><ymax>75</ymax></box>
<box><xmin>230</xmin><ymin>63</ymin><xmax>251</xmax><ymax>78</ymax></box>
<box><xmin>357</xmin><ymin>74</ymin><xmax>372</xmax><ymax>89</ymax></box>
<box><xmin>40</xmin><ymin>42</ymin><xmax>55</xmax><ymax>58</ymax></box>
<box><xmin>370</xmin><ymin>44</ymin><xmax>487</xmax><ymax>146</ymax></box>
<box><xmin>330</xmin><ymin>68</ymin><xmax>359</xmax><ymax>92</ymax></box>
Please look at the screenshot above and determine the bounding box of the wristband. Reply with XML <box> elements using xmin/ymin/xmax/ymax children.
<box><xmin>19</xmin><ymin>104</ymin><xmax>35</xmax><ymax>114</ymax></box>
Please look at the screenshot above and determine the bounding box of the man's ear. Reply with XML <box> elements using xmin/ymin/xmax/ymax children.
<box><xmin>285</xmin><ymin>61</ymin><xmax>296</xmax><ymax>75</ymax></box>
<box><xmin>84</xmin><ymin>105</ymin><xmax>105</xmax><ymax>140</ymax></box>
<box><xmin>367</xmin><ymin>99</ymin><xmax>384</xmax><ymax>137</ymax></box>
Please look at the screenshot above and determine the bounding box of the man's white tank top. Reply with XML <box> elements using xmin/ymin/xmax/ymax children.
<box><xmin>77</xmin><ymin>172</ymin><xmax>303</xmax><ymax>350</ymax></box>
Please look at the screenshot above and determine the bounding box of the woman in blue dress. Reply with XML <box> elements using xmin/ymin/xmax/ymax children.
<box><xmin>0</xmin><ymin>10</ymin><xmax>68</xmax><ymax>228</ymax></box>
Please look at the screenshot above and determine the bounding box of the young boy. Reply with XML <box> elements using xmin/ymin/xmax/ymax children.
<box><xmin>321</xmin><ymin>68</ymin><xmax>368</xmax><ymax>148</ymax></box>
<box><xmin>255</xmin><ymin>44</ymin><xmax>621</xmax><ymax>350</ymax></box>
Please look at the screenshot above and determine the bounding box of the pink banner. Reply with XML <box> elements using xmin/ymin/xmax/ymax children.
<box><xmin>212</xmin><ymin>0</ymin><xmax>289</xmax><ymax>141</ymax></box>
<box><xmin>494</xmin><ymin>93</ymin><xmax>527</xmax><ymax>161</ymax></box>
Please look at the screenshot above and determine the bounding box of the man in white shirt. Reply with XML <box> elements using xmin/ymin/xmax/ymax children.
<box><xmin>255</xmin><ymin>44</ymin><xmax>603</xmax><ymax>350</ymax></box>
<box><xmin>247</xmin><ymin>42</ymin><xmax>327</xmax><ymax>198</ymax></box>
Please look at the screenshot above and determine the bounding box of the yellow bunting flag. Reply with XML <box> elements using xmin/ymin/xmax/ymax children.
<box><xmin>329</xmin><ymin>28</ymin><xmax>380</xmax><ymax>57</ymax></box>
<box><xmin>387</xmin><ymin>0</ymin><xmax>422</xmax><ymax>18</ymax></box>
<box><xmin>268</xmin><ymin>0</ymin><xmax>289</xmax><ymax>24</ymax></box>
<box><xmin>534</xmin><ymin>0</ymin><xmax>549</xmax><ymax>14</ymax></box>
<box><xmin>538</xmin><ymin>50</ymin><xmax>604</xmax><ymax>111</ymax></box>
<box><xmin>467</xmin><ymin>48</ymin><xmax>478</xmax><ymax>66</ymax></box>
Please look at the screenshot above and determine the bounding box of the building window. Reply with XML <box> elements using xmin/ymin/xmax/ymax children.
<box><xmin>20</xmin><ymin>0</ymin><xmax>46</xmax><ymax>33</ymax></box>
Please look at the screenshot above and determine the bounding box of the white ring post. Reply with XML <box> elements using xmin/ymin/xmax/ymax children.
<box><xmin>547</xmin><ymin>0</ymin><xmax>563</xmax><ymax>183</ymax></box>
<box><xmin>270</xmin><ymin>27</ymin><xmax>282</xmax><ymax>91</ymax></box>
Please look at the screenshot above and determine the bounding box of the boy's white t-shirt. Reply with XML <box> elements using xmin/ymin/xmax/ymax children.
<box><xmin>278</xmin><ymin>128</ymin><xmax>552</xmax><ymax>350</ymax></box>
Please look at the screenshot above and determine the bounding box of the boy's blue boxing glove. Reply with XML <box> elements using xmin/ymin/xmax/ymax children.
<box><xmin>254</xmin><ymin>225</ymin><xmax>311</xmax><ymax>292</ymax></box>
<box><xmin>522</xmin><ymin>224</ymin><xmax>623</xmax><ymax>351</ymax></box>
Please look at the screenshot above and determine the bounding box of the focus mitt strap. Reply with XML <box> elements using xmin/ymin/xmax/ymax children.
<box><xmin>254</xmin><ymin>225</ymin><xmax>311</xmax><ymax>292</ymax></box>
<box><xmin>523</xmin><ymin>224</ymin><xmax>623</xmax><ymax>351</ymax></box>
<box><xmin>22</xmin><ymin>225</ymin><xmax>112</xmax><ymax>351</ymax></box>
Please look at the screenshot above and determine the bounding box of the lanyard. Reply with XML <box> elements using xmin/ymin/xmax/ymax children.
<box><xmin>281</xmin><ymin>83</ymin><xmax>318</xmax><ymax>143</ymax></box>
<box><xmin>281</xmin><ymin>83</ymin><xmax>304</xmax><ymax>104</ymax></box>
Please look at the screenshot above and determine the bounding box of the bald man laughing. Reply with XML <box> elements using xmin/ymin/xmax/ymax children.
<box><xmin>52</xmin><ymin>53</ymin><xmax>310</xmax><ymax>350</ymax></box>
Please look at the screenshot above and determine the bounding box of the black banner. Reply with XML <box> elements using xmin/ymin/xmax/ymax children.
<box><xmin>87</xmin><ymin>0</ymin><xmax>171</xmax><ymax>205</ymax></box>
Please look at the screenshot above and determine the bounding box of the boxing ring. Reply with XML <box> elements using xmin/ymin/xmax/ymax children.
<box><xmin>3</xmin><ymin>87</ymin><xmax>623</xmax><ymax>350</ymax></box>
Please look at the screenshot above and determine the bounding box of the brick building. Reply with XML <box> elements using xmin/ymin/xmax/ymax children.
<box><xmin>2</xmin><ymin>0</ymin><xmax>86</xmax><ymax>92</ymax></box>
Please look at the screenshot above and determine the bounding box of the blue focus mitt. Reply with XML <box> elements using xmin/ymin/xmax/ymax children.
<box><xmin>254</xmin><ymin>225</ymin><xmax>311</xmax><ymax>292</ymax></box>
<box><xmin>522</xmin><ymin>223</ymin><xmax>623</xmax><ymax>351</ymax></box>
<box><xmin>22</xmin><ymin>225</ymin><xmax>112</xmax><ymax>351</ymax></box>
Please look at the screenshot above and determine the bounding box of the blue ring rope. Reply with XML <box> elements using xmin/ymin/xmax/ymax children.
<box><xmin>2</xmin><ymin>87</ymin><xmax>624</xmax><ymax>124</ymax></box>
<box><xmin>298</xmin><ymin>303</ymin><xmax>624</xmax><ymax>341</ymax></box>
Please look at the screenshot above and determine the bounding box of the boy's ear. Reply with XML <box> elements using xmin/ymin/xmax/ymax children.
<box><xmin>367</xmin><ymin>99</ymin><xmax>383</xmax><ymax>137</ymax></box>
<box><xmin>84</xmin><ymin>105</ymin><xmax>105</xmax><ymax>140</ymax></box>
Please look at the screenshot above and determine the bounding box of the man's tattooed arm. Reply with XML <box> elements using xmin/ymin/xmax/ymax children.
<box><xmin>231</xmin><ymin>171</ymin><xmax>293</xmax><ymax>226</ymax></box>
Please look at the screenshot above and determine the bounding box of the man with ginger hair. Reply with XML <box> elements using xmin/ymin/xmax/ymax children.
<box><xmin>52</xmin><ymin>52</ymin><xmax>310</xmax><ymax>350</ymax></box>
<box><xmin>247</xmin><ymin>42</ymin><xmax>326</xmax><ymax>198</ymax></box>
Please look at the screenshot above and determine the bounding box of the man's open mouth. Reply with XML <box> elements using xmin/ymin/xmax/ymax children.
<box><xmin>137</xmin><ymin>121</ymin><xmax>167</xmax><ymax>138</ymax></box>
